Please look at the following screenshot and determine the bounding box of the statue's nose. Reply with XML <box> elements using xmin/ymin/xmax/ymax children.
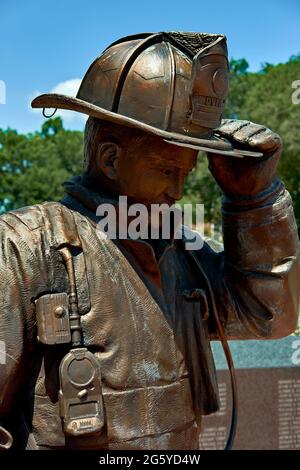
<box><xmin>166</xmin><ymin>173</ymin><xmax>184</xmax><ymax>201</ymax></box>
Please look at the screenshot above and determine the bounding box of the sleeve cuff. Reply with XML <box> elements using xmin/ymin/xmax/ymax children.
<box><xmin>222</xmin><ymin>177</ymin><xmax>285</xmax><ymax>213</ymax></box>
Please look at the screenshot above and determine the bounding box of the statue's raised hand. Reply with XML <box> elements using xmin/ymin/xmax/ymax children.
<box><xmin>208</xmin><ymin>119</ymin><xmax>282</xmax><ymax>197</ymax></box>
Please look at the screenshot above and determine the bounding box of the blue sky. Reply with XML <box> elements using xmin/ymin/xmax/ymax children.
<box><xmin>0</xmin><ymin>0</ymin><xmax>299</xmax><ymax>133</ymax></box>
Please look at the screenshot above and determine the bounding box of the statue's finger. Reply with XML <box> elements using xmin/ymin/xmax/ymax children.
<box><xmin>217</xmin><ymin>119</ymin><xmax>250</xmax><ymax>137</ymax></box>
<box><xmin>231</xmin><ymin>123</ymin><xmax>266</xmax><ymax>144</ymax></box>
<box><xmin>247</xmin><ymin>129</ymin><xmax>282</xmax><ymax>152</ymax></box>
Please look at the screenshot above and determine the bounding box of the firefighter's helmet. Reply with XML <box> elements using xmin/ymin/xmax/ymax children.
<box><xmin>32</xmin><ymin>32</ymin><xmax>259</xmax><ymax>157</ymax></box>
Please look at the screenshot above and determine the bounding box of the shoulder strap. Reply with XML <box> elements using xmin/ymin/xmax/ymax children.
<box><xmin>39</xmin><ymin>202</ymin><xmax>82</xmax><ymax>250</ymax></box>
<box><xmin>39</xmin><ymin>202</ymin><xmax>91</xmax><ymax>315</ymax></box>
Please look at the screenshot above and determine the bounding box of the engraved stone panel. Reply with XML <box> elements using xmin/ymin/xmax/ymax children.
<box><xmin>200</xmin><ymin>337</ymin><xmax>300</xmax><ymax>450</ymax></box>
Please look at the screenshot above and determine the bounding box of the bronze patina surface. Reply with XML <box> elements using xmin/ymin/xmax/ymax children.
<box><xmin>0</xmin><ymin>32</ymin><xmax>299</xmax><ymax>450</ymax></box>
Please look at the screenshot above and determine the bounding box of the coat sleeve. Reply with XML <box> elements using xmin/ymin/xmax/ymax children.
<box><xmin>198</xmin><ymin>180</ymin><xmax>300</xmax><ymax>339</ymax></box>
<box><xmin>0</xmin><ymin>212</ymin><xmax>47</xmax><ymax>417</ymax></box>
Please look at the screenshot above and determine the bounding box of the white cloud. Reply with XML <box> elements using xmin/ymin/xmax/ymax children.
<box><xmin>51</xmin><ymin>78</ymin><xmax>81</xmax><ymax>97</ymax></box>
<box><xmin>29</xmin><ymin>78</ymin><xmax>87</xmax><ymax>124</ymax></box>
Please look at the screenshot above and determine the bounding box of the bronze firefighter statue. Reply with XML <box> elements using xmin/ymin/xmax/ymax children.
<box><xmin>0</xmin><ymin>32</ymin><xmax>299</xmax><ymax>450</ymax></box>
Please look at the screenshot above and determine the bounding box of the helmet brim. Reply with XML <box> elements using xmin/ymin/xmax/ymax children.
<box><xmin>31</xmin><ymin>93</ymin><xmax>263</xmax><ymax>158</ymax></box>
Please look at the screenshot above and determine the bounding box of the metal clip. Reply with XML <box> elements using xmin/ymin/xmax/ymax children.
<box><xmin>182</xmin><ymin>288</ymin><xmax>209</xmax><ymax>320</ymax></box>
<box><xmin>42</xmin><ymin>107</ymin><xmax>57</xmax><ymax>118</ymax></box>
<box><xmin>0</xmin><ymin>426</ymin><xmax>13</xmax><ymax>450</ymax></box>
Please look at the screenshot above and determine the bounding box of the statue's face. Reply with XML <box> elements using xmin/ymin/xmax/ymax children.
<box><xmin>117</xmin><ymin>136</ymin><xmax>198</xmax><ymax>207</ymax></box>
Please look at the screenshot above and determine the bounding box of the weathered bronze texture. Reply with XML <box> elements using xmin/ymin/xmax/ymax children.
<box><xmin>0</xmin><ymin>32</ymin><xmax>299</xmax><ymax>450</ymax></box>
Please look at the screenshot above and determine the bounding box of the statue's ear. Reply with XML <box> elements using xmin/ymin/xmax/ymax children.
<box><xmin>96</xmin><ymin>142</ymin><xmax>121</xmax><ymax>180</ymax></box>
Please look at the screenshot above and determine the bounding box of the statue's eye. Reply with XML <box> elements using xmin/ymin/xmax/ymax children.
<box><xmin>162</xmin><ymin>168</ymin><xmax>174</xmax><ymax>176</ymax></box>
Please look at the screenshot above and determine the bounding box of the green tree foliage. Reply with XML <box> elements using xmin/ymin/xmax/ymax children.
<box><xmin>181</xmin><ymin>156</ymin><xmax>222</xmax><ymax>228</ymax></box>
<box><xmin>0</xmin><ymin>117</ymin><xmax>83</xmax><ymax>213</ymax></box>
